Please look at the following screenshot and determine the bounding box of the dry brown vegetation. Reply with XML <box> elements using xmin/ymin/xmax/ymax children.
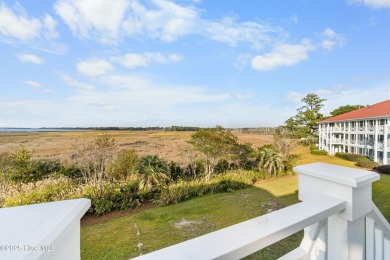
<box><xmin>0</xmin><ymin>131</ymin><xmax>273</xmax><ymax>165</ymax></box>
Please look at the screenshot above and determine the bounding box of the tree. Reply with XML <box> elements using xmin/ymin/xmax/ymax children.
<box><xmin>285</xmin><ymin>93</ymin><xmax>326</xmax><ymax>138</ymax></box>
<box><xmin>257</xmin><ymin>148</ymin><xmax>284</xmax><ymax>178</ymax></box>
<box><xmin>108</xmin><ymin>149</ymin><xmax>138</xmax><ymax>181</ymax></box>
<box><xmin>330</xmin><ymin>105</ymin><xmax>364</xmax><ymax>117</ymax></box>
<box><xmin>188</xmin><ymin>126</ymin><xmax>239</xmax><ymax>181</ymax></box>
<box><xmin>74</xmin><ymin>134</ymin><xmax>117</xmax><ymax>192</ymax></box>
<box><xmin>273</xmin><ymin>127</ymin><xmax>299</xmax><ymax>162</ymax></box>
<box><xmin>137</xmin><ymin>155</ymin><xmax>169</xmax><ymax>191</ymax></box>
<box><xmin>230</xmin><ymin>143</ymin><xmax>253</xmax><ymax>169</ymax></box>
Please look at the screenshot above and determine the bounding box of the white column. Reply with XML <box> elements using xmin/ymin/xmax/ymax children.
<box><xmin>296</xmin><ymin>163</ymin><xmax>380</xmax><ymax>260</ymax></box>
<box><xmin>384</xmin><ymin>118</ymin><xmax>388</xmax><ymax>165</ymax></box>
<box><xmin>319</xmin><ymin>124</ymin><xmax>322</xmax><ymax>150</ymax></box>
<box><xmin>374</xmin><ymin>119</ymin><xmax>378</xmax><ymax>162</ymax></box>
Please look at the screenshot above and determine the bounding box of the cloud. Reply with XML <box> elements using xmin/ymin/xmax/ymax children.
<box><xmin>122</xmin><ymin>0</ymin><xmax>199</xmax><ymax>42</ymax></box>
<box><xmin>76</xmin><ymin>59</ymin><xmax>114</xmax><ymax>77</ymax></box>
<box><xmin>61</xmin><ymin>75</ymin><xmax>95</xmax><ymax>90</ymax></box>
<box><xmin>349</xmin><ymin>0</ymin><xmax>390</xmax><ymax>8</ymax></box>
<box><xmin>0</xmin><ymin>2</ymin><xmax>58</xmax><ymax>41</ymax></box>
<box><xmin>287</xmin><ymin>82</ymin><xmax>389</xmax><ymax>115</ymax></box>
<box><xmin>320</xmin><ymin>28</ymin><xmax>346</xmax><ymax>51</ymax></box>
<box><xmin>22</xmin><ymin>80</ymin><xmax>55</xmax><ymax>94</ymax></box>
<box><xmin>23</xmin><ymin>80</ymin><xmax>41</xmax><ymax>88</ymax></box>
<box><xmin>200</xmin><ymin>16</ymin><xmax>282</xmax><ymax>49</ymax></box>
<box><xmin>54</xmin><ymin>0</ymin><xmax>129</xmax><ymax>43</ymax></box>
<box><xmin>16</xmin><ymin>53</ymin><xmax>44</xmax><ymax>64</ymax></box>
<box><xmin>114</xmin><ymin>52</ymin><xmax>182</xmax><ymax>68</ymax></box>
<box><xmin>68</xmin><ymin>72</ymin><xmax>231</xmax><ymax>105</ymax></box>
<box><xmin>55</xmin><ymin>0</ymin><xmax>283</xmax><ymax>48</ymax></box>
<box><xmin>251</xmin><ymin>40</ymin><xmax>314</xmax><ymax>71</ymax></box>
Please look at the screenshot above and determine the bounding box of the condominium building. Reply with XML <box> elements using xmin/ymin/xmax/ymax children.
<box><xmin>318</xmin><ymin>100</ymin><xmax>390</xmax><ymax>164</ymax></box>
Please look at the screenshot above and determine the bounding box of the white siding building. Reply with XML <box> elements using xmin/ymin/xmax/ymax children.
<box><xmin>318</xmin><ymin>100</ymin><xmax>390</xmax><ymax>164</ymax></box>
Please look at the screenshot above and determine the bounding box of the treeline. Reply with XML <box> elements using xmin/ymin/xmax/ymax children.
<box><xmin>0</xmin><ymin>127</ymin><xmax>297</xmax><ymax>215</ymax></box>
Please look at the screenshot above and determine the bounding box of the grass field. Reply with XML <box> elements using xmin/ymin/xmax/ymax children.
<box><xmin>0</xmin><ymin>130</ymin><xmax>273</xmax><ymax>165</ymax></box>
<box><xmin>80</xmin><ymin>146</ymin><xmax>390</xmax><ymax>260</ymax></box>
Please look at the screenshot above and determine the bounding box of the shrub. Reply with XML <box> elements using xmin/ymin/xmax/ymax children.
<box><xmin>214</xmin><ymin>159</ymin><xmax>229</xmax><ymax>174</ymax></box>
<box><xmin>59</xmin><ymin>165</ymin><xmax>83</xmax><ymax>179</ymax></box>
<box><xmin>356</xmin><ymin>160</ymin><xmax>380</xmax><ymax>169</ymax></box>
<box><xmin>10</xmin><ymin>160</ymin><xmax>62</xmax><ymax>183</ymax></box>
<box><xmin>3</xmin><ymin>177</ymin><xmax>143</xmax><ymax>216</ymax></box>
<box><xmin>3</xmin><ymin>177</ymin><xmax>75</xmax><ymax>207</ymax></box>
<box><xmin>310</xmin><ymin>149</ymin><xmax>327</xmax><ymax>155</ymax></box>
<box><xmin>376</xmin><ymin>165</ymin><xmax>390</xmax><ymax>174</ymax></box>
<box><xmin>167</xmin><ymin>161</ymin><xmax>184</xmax><ymax>182</ymax></box>
<box><xmin>183</xmin><ymin>160</ymin><xmax>205</xmax><ymax>180</ymax></box>
<box><xmin>75</xmin><ymin>181</ymin><xmax>141</xmax><ymax>215</ymax></box>
<box><xmin>344</xmin><ymin>154</ymin><xmax>367</xmax><ymax>162</ymax></box>
<box><xmin>355</xmin><ymin>157</ymin><xmax>371</xmax><ymax>163</ymax></box>
<box><xmin>108</xmin><ymin>149</ymin><xmax>138</xmax><ymax>181</ymax></box>
<box><xmin>335</xmin><ymin>152</ymin><xmax>347</xmax><ymax>159</ymax></box>
<box><xmin>157</xmin><ymin>170</ymin><xmax>263</xmax><ymax>205</ymax></box>
<box><xmin>301</xmin><ymin>135</ymin><xmax>319</xmax><ymax>146</ymax></box>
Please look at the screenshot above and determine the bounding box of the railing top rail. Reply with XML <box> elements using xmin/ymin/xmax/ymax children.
<box><xmin>368</xmin><ymin>202</ymin><xmax>390</xmax><ymax>238</ymax></box>
<box><xmin>132</xmin><ymin>195</ymin><xmax>345</xmax><ymax>260</ymax></box>
<box><xmin>294</xmin><ymin>163</ymin><xmax>379</xmax><ymax>188</ymax></box>
<box><xmin>0</xmin><ymin>198</ymin><xmax>90</xmax><ymax>259</ymax></box>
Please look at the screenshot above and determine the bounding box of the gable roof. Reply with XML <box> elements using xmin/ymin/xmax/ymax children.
<box><xmin>320</xmin><ymin>100</ymin><xmax>390</xmax><ymax>123</ymax></box>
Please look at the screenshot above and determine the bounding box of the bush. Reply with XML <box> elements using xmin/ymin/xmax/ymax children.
<box><xmin>157</xmin><ymin>170</ymin><xmax>263</xmax><ymax>205</ymax></box>
<box><xmin>301</xmin><ymin>135</ymin><xmax>319</xmax><ymax>146</ymax></box>
<box><xmin>335</xmin><ymin>152</ymin><xmax>347</xmax><ymax>159</ymax></box>
<box><xmin>183</xmin><ymin>160</ymin><xmax>205</xmax><ymax>180</ymax></box>
<box><xmin>335</xmin><ymin>153</ymin><xmax>367</xmax><ymax>162</ymax></box>
<box><xmin>3</xmin><ymin>177</ymin><xmax>75</xmax><ymax>207</ymax></box>
<box><xmin>9</xmin><ymin>160</ymin><xmax>62</xmax><ymax>183</ymax></box>
<box><xmin>59</xmin><ymin>165</ymin><xmax>83</xmax><ymax>179</ymax></box>
<box><xmin>3</xmin><ymin>177</ymin><xmax>143</xmax><ymax>216</ymax></box>
<box><xmin>356</xmin><ymin>160</ymin><xmax>380</xmax><ymax>169</ymax></box>
<box><xmin>108</xmin><ymin>149</ymin><xmax>138</xmax><ymax>181</ymax></box>
<box><xmin>310</xmin><ymin>149</ymin><xmax>327</xmax><ymax>155</ymax></box>
<box><xmin>376</xmin><ymin>165</ymin><xmax>390</xmax><ymax>174</ymax></box>
<box><xmin>76</xmin><ymin>181</ymin><xmax>141</xmax><ymax>215</ymax></box>
<box><xmin>167</xmin><ymin>161</ymin><xmax>184</xmax><ymax>182</ymax></box>
<box><xmin>214</xmin><ymin>159</ymin><xmax>229</xmax><ymax>174</ymax></box>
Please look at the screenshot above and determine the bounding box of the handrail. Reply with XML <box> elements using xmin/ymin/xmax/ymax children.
<box><xmin>132</xmin><ymin>195</ymin><xmax>345</xmax><ymax>260</ymax></box>
<box><xmin>368</xmin><ymin>202</ymin><xmax>390</xmax><ymax>238</ymax></box>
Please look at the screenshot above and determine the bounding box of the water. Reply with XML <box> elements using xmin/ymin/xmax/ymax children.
<box><xmin>0</xmin><ymin>128</ymin><xmax>89</xmax><ymax>132</ymax></box>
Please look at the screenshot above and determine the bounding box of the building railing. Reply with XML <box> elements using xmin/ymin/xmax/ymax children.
<box><xmin>0</xmin><ymin>198</ymin><xmax>90</xmax><ymax>260</ymax></box>
<box><xmin>133</xmin><ymin>163</ymin><xmax>385</xmax><ymax>260</ymax></box>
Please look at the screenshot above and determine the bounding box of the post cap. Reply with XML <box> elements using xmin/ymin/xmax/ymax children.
<box><xmin>294</xmin><ymin>163</ymin><xmax>379</xmax><ymax>188</ymax></box>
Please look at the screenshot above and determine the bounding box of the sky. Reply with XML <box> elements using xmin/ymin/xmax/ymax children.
<box><xmin>0</xmin><ymin>0</ymin><xmax>390</xmax><ymax>128</ymax></box>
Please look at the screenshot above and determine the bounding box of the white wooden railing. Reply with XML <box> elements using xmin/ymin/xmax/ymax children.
<box><xmin>0</xmin><ymin>198</ymin><xmax>90</xmax><ymax>260</ymax></box>
<box><xmin>133</xmin><ymin>163</ymin><xmax>389</xmax><ymax>260</ymax></box>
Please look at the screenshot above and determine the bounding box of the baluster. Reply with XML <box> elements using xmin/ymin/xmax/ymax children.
<box><xmin>366</xmin><ymin>217</ymin><xmax>375</xmax><ymax>260</ymax></box>
<box><xmin>375</xmin><ymin>227</ymin><xmax>384</xmax><ymax>259</ymax></box>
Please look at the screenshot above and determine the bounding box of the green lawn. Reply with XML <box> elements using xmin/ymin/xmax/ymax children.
<box><xmin>81</xmin><ymin>149</ymin><xmax>390</xmax><ymax>260</ymax></box>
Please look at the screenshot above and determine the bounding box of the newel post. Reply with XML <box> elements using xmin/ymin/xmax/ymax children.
<box><xmin>294</xmin><ymin>163</ymin><xmax>380</xmax><ymax>260</ymax></box>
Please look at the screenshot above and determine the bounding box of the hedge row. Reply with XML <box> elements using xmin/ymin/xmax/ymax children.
<box><xmin>356</xmin><ymin>160</ymin><xmax>380</xmax><ymax>169</ymax></box>
<box><xmin>3</xmin><ymin>170</ymin><xmax>269</xmax><ymax>215</ymax></box>
<box><xmin>310</xmin><ymin>146</ymin><xmax>327</xmax><ymax>155</ymax></box>
<box><xmin>335</xmin><ymin>152</ymin><xmax>367</xmax><ymax>162</ymax></box>
<box><xmin>376</xmin><ymin>165</ymin><xmax>390</xmax><ymax>174</ymax></box>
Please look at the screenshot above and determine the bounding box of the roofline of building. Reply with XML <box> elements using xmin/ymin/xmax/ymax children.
<box><xmin>319</xmin><ymin>115</ymin><xmax>390</xmax><ymax>124</ymax></box>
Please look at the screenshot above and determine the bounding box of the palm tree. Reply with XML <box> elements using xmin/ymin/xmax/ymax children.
<box><xmin>257</xmin><ymin>148</ymin><xmax>284</xmax><ymax>178</ymax></box>
<box><xmin>137</xmin><ymin>155</ymin><xmax>169</xmax><ymax>191</ymax></box>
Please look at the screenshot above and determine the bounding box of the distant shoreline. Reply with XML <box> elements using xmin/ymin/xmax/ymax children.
<box><xmin>0</xmin><ymin>126</ymin><xmax>276</xmax><ymax>134</ymax></box>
